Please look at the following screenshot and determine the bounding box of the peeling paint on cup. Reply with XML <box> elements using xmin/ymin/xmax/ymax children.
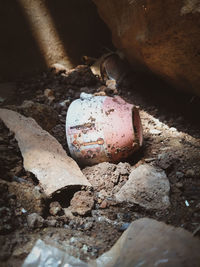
<box><xmin>66</xmin><ymin>93</ymin><xmax>143</xmax><ymax>166</ymax></box>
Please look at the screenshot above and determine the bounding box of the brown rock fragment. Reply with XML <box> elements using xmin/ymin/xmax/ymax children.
<box><xmin>70</xmin><ymin>191</ymin><xmax>94</xmax><ymax>216</ymax></box>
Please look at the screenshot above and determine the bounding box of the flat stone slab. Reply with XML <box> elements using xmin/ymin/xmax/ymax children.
<box><xmin>0</xmin><ymin>108</ymin><xmax>91</xmax><ymax>196</ymax></box>
<box><xmin>115</xmin><ymin>164</ymin><xmax>170</xmax><ymax>210</ymax></box>
<box><xmin>96</xmin><ymin>218</ymin><xmax>200</xmax><ymax>267</ymax></box>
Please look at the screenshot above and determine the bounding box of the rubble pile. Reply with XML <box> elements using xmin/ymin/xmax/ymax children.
<box><xmin>0</xmin><ymin>64</ymin><xmax>200</xmax><ymax>266</ymax></box>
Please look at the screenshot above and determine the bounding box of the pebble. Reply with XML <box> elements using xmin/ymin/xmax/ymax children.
<box><xmin>49</xmin><ymin>201</ymin><xmax>62</xmax><ymax>216</ymax></box>
<box><xmin>27</xmin><ymin>213</ymin><xmax>44</xmax><ymax>229</ymax></box>
<box><xmin>100</xmin><ymin>200</ymin><xmax>107</xmax><ymax>209</ymax></box>
<box><xmin>176</xmin><ymin>171</ymin><xmax>184</xmax><ymax>179</ymax></box>
<box><xmin>119</xmin><ymin>222</ymin><xmax>130</xmax><ymax>232</ymax></box>
<box><xmin>64</xmin><ymin>208</ymin><xmax>75</xmax><ymax>220</ymax></box>
<box><xmin>175</xmin><ymin>182</ymin><xmax>183</xmax><ymax>189</ymax></box>
<box><xmin>81</xmin><ymin>244</ymin><xmax>88</xmax><ymax>253</ymax></box>
<box><xmin>149</xmin><ymin>129</ymin><xmax>162</xmax><ymax>135</ymax></box>
<box><xmin>185</xmin><ymin>169</ymin><xmax>195</xmax><ymax>177</ymax></box>
<box><xmin>46</xmin><ymin>219</ymin><xmax>57</xmax><ymax>227</ymax></box>
<box><xmin>145</xmin><ymin>158</ymin><xmax>155</xmax><ymax>163</ymax></box>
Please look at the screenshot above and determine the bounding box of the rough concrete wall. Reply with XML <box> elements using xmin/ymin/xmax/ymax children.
<box><xmin>93</xmin><ymin>0</ymin><xmax>200</xmax><ymax>96</ymax></box>
<box><xmin>0</xmin><ymin>0</ymin><xmax>112</xmax><ymax>81</ymax></box>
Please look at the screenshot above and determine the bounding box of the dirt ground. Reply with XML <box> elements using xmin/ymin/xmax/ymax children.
<box><xmin>0</xmin><ymin>64</ymin><xmax>200</xmax><ymax>266</ymax></box>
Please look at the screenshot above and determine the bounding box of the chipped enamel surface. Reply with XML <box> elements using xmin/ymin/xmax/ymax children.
<box><xmin>66</xmin><ymin>94</ymin><xmax>143</xmax><ymax>165</ymax></box>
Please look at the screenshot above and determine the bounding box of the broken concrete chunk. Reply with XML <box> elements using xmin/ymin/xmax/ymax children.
<box><xmin>83</xmin><ymin>162</ymin><xmax>131</xmax><ymax>198</ymax></box>
<box><xmin>96</xmin><ymin>218</ymin><xmax>200</xmax><ymax>267</ymax></box>
<box><xmin>70</xmin><ymin>191</ymin><xmax>94</xmax><ymax>216</ymax></box>
<box><xmin>0</xmin><ymin>109</ymin><xmax>91</xmax><ymax>196</ymax></box>
<box><xmin>115</xmin><ymin>164</ymin><xmax>170</xmax><ymax>210</ymax></box>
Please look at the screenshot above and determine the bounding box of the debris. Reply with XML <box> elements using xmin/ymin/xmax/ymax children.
<box><xmin>0</xmin><ymin>109</ymin><xmax>91</xmax><ymax>196</ymax></box>
<box><xmin>176</xmin><ymin>171</ymin><xmax>184</xmax><ymax>179</ymax></box>
<box><xmin>115</xmin><ymin>164</ymin><xmax>170</xmax><ymax>210</ymax></box>
<box><xmin>44</xmin><ymin>89</ymin><xmax>55</xmax><ymax>103</ymax></box>
<box><xmin>157</xmin><ymin>152</ymin><xmax>177</xmax><ymax>170</ymax></box>
<box><xmin>21</xmin><ymin>208</ymin><xmax>27</xmax><ymax>214</ymax></box>
<box><xmin>99</xmin><ymin>200</ymin><xmax>107</xmax><ymax>209</ymax></box>
<box><xmin>149</xmin><ymin>129</ymin><xmax>162</xmax><ymax>135</ymax></box>
<box><xmin>83</xmin><ymin>162</ymin><xmax>131</xmax><ymax>198</ymax></box>
<box><xmin>193</xmin><ymin>225</ymin><xmax>200</xmax><ymax>236</ymax></box>
<box><xmin>59</xmin><ymin>99</ymin><xmax>70</xmax><ymax>107</ymax></box>
<box><xmin>7</xmin><ymin>181</ymin><xmax>45</xmax><ymax>214</ymax></box>
<box><xmin>99</xmin><ymin>52</ymin><xmax>129</xmax><ymax>83</ymax></box>
<box><xmin>118</xmin><ymin>222</ymin><xmax>130</xmax><ymax>232</ymax></box>
<box><xmin>175</xmin><ymin>182</ymin><xmax>183</xmax><ymax>189</ymax></box>
<box><xmin>63</xmin><ymin>65</ymin><xmax>97</xmax><ymax>86</ymax></box>
<box><xmin>6</xmin><ymin>100</ymin><xmax>59</xmax><ymax>131</ymax></box>
<box><xmin>144</xmin><ymin>157</ymin><xmax>156</xmax><ymax>163</ymax></box>
<box><xmin>185</xmin><ymin>200</ymin><xmax>190</xmax><ymax>207</ymax></box>
<box><xmin>70</xmin><ymin>191</ymin><xmax>94</xmax><ymax>216</ymax></box>
<box><xmin>46</xmin><ymin>219</ymin><xmax>57</xmax><ymax>227</ymax></box>
<box><xmin>106</xmin><ymin>79</ymin><xmax>117</xmax><ymax>91</ymax></box>
<box><xmin>22</xmin><ymin>218</ymin><xmax>200</xmax><ymax>267</ymax></box>
<box><xmin>64</xmin><ymin>208</ymin><xmax>75</xmax><ymax>220</ymax></box>
<box><xmin>51</xmin><ymin>63</ymin><xmax>68</xmax><ymax>74</ymax></box>
<box><xmin>66</xmin><ymin>94</ymin><xmax>143</xmax><ymax>165</ymax></box>
<box><xmin>22</xmin><ymin>239</ymin><xmax>88</xmax><ymax>267</ymax></box>
<box><xmin>185</xmin><ymin>169</ymin><xmax>195</xmax><ymax>177</ymax></box>
<box><xmin>49</xmin><ymin>201</ymin><xmax>62</xmax><ymax>216</ymax></box>
<box><xmin>27</xmin><ymin>213</ymin><xmax>44</xmax><ymax>229</ymax></box>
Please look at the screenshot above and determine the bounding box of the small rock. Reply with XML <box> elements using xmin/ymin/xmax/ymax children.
<box><xmin>44</xmin><ymin>89</ymin><xmax>55</xmax><ymax>103</ymax></box>
<box><xmin>100</xmin><ymin>200</ymin><xmax>107</xmax><ymax>209</ymax></box>
<box><xmin>176</xmin><ymin>171</ymin><xmax>184</xmax><ymax>179</ymax></box>
<box><xmin>157</xmin><ymin>152</ymin><xmax>176</xmax><ymax>170</ymax></box>
<box><xmin>145</xmin><ymin>157</ymin><xmax>156</xmax><ymax>163</ymax></box>
<box><xmin>51</xmin><ymin>63</ymin><xmax>68</xmax><ymax>74</ymax></box>
<box><xmin>98</xmin><ymin>189</ymin><xmax>108</xmax><ymax>199</ymax></box>
<box><xmin>10</xmin><ymin>165</ymin><xmax>23</xmax><ymax>176</ymax></box>
<box><xmin>169</xmin><ymin>127</ymin><xmax>177</xmax><ymax>132</ymax></box>
<box><xmin>185</xmin><ymin>169</ymin><xmax>195</xmax><ymax>177</ymax></box>
<box><xmin>49</xmin><ymin>201</ymin><xmax>62</xmax><ymax>216</ymax></box>
<box><xmin>70</xmin><ymin>191</ymin><xmax>94</xmax><ymax>216</ymax></box>
<box><xmin>149</xmin><ymin>129</ymin><xmax>162</xmax><ymax>135</ymax></box>
<box><xmin>64</xmin><ymin>208</ymin><xmax>75</xmax><ymax>220</ymax></box>
<box><xmin>175</xmin><ymin>182</ymin><xmax>183</xmax><ymax>189</ymax></box>
<box><xmin>115</xmin><ymin>164</ymin><xmax>170</xmax><ymax>210</ymax></box>
<box><xmin>119</xmin><ymin>222</ymin><xmax>130</xmax><ymax>232</ymax></box>
<box><xmin>195</xmin><ymin>203</ymin><xmax>200</xmax><ymax>210</ymax></box>
<box><xmin>82</xmin><ymin>221</ymin><xmax>94</xmax><ymax>231</ymax></box>
<box><xmin>27</xmin><ymin>213</ymin><xmax>44</xmax><ymax>228</ymax></box>
<box><xmin>46</xmin><ymin>219</ymin><xmax>57</xmax><ymax>227</ymax></box>
<box><xmin>59</xmin><ymin>99</ymin><xmax>70</xmax><ymax>107</ymax></box>
<box><xmin>81</xmin><ymin>244</ymin><xmax>88</xmax><ymax>253</ymax></box>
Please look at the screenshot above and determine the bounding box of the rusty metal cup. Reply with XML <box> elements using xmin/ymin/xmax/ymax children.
<box><xmin>66</xmin><ymin>93</ymin><xmax>143</xmax><ymax>166</ymax></box>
